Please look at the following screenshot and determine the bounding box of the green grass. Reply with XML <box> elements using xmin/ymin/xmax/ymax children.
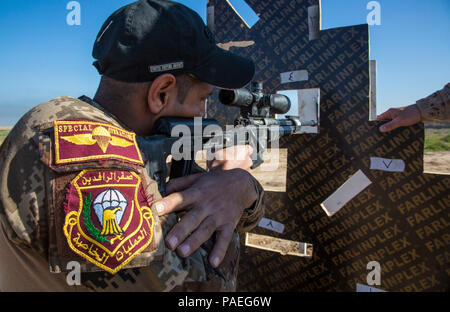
<box><xmin>0</xmin><ymin>130</ymin><xmax>9</xmax><ymax>145</ymax></box>
<box><xmin>424</xmin><ymin>129</ymin><xmax>450</xmax><ymax>152</ymax></box>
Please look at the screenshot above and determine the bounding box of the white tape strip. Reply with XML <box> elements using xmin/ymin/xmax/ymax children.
<box><xmin>258</xmin><ymin>218</ymin><xmax>285</xmax><ymax>234</ymax></box>
<box><xmin>308</xmin><ymin>5</ymin><xmax>320</xmax><ymax>40</ymax></box>
<box><xmin>280</xmin><ymin>70</ymin><xmax>308</xmax><ymax>84</ymax></box>
<box><xmin>370</xmin><ymin>157</ymin><xmax>405</xmax><ymax>172</ymax></box>
<box><xmin>321</xmin><ymin>170</ymin><xmax>372</xmax><ymax>217</ymax></box>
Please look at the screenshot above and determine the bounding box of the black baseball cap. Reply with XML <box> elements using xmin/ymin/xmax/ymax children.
<box><xmin>93</xmin><ymin>0</ymin><xmax>255</xmax><ymax>89</ymax></box>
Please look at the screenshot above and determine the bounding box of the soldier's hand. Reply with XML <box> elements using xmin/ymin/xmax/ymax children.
<box><xmin>377</xmin><ymin>104</ymin><xmax>422</xmax><ymax>133</ymax></box>
<box><xmin>207</xmin><ymin>145</ymin><xmax>253</xmax><ymax>172</ymax></box>
<box><xmin>154</xmin><ymin>168</ymin><xmax>258</xmax><ymax>268</ymax></box>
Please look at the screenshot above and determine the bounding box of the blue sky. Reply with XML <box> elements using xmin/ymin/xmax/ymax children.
<box><xmin>0</xmin><ymin>0</ymin><xmax>448</xmax><ymax>125</ymax></box>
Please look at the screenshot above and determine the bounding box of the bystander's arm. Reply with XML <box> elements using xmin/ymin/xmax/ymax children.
<box><xmin>377</xmin><ymin>83</ymin><xmax>449</xmax><ymax>132</ymax></box>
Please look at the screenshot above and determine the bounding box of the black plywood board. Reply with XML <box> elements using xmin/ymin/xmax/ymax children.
<box><xmin>207</xmin><ymin>0</ymin><xmax>449</xmax><ymax>292</ymax></box>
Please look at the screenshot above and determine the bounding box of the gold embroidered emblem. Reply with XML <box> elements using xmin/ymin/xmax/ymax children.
<box><xmin>60</xmin><ymin>126</ymin><xmax>134</xmax><ymax>153</ymax></box>
<box><xmin>63</xmin><ymin>169</ymin><xmax>155</xmax><ymax>274</ymax></box>
<box><xmin>54</xmin><ymin>120</ymin><xmax>144</xmax><ymax>165</ymax></box>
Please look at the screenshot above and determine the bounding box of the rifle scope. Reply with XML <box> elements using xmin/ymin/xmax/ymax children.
<box><xmin>218</xmin><ymin>82</ymin><xmax>291</xmax><ymax>115</ymax></box>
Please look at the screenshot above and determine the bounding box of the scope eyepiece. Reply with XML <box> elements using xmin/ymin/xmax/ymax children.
<box><xmin>218</xmin><ymin>89</ymin><xmax>254</xmax><ymax>108</ymax></box>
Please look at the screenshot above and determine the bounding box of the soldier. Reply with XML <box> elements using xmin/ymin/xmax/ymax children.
<box><xmin>0</xmin><ymin>0</ymin><xmax>264</xmax><ymax>291</ymax></box>
<box><xmin>377</xmin><ymin>83</ymin><xmax>449</xmax><ymax>132</ymax></box>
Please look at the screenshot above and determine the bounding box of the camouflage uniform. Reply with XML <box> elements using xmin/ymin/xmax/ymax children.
<box><xmin>416</xmin><ymin>83</ymin><xmax>449</xmax><ymax>121</ymax></box>
<box><xmin>0</xmin><ymin>96</ymin><xmax>264</xmax><ymax>292</ymax></box>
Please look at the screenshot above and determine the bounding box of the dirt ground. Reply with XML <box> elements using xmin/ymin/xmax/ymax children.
<box><xmin>424</xmin><ymin>151</ymin><xmax>450</xmax><ymax>174</ymax></box>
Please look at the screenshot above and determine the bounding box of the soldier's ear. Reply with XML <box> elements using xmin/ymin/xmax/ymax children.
<box><xmin>147</xmin><ymin>74</ymin><xmax>177</xmax><ymax>115</ymax></box>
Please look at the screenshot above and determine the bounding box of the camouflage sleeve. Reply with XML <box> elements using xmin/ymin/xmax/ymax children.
<box><xmin>416</xmin><ymin>83</ymin><xmax>450</xmax><ymax>121</ymax></box>
<box><xmin>236</xmin><ymin>174</ymin><xmax>265</xmax><ymax>233</ymax></box>
<box><xmin>0</xmin><ymin>116</ymin><xmax>48</xmax><ymax>255</ymax></box>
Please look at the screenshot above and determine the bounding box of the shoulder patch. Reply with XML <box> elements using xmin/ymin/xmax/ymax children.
<box><xmin>54</xmin><ymin>120</ymin><xmax>144</xmax><ymax>166</ymax></box>
<box><xmin>63</xmin><ymin>169</ymin><xmax>155</xmax><ymax>274</ymax></box>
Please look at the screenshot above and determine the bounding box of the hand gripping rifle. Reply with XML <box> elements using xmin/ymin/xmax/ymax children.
<box><xmin>137</xmin><ymin>82</ymin><xmax>317</xmax><ymax>196</ymax></box>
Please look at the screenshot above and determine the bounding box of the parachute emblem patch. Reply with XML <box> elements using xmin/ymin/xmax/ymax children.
<box><xmin>54</xmin><ymin>120</ymin><xmax>144</xmax><ymax>165</ymax></box>
<box><xmin>63</xmin><ymin>169</ymin><xmax>154</xmax><ymax>274</ymax></box>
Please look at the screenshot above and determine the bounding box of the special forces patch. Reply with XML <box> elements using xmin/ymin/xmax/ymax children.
<box><xmin>63</xmin><ymin>169</ymin><xmax>155</xmax><ymax>274</ymax></box>
<box><xmin>54</xmin><ymin>120</ymin><xmax>144</xmax><ymax>165</ymax></box>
